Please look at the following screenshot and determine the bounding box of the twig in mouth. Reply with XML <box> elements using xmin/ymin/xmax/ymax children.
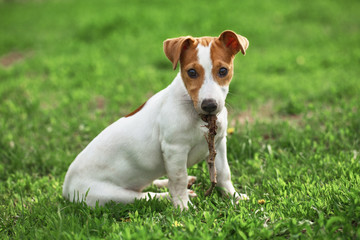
<box><xmin>200</xmin><ymin>114</ymin><xmax>218</xmax><ymax>197</ymax></box>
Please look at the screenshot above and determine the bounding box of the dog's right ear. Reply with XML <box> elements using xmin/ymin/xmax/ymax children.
<box><xmin>163</xmin><ymin>36</ymin><xmax>195</xmax><ymax>70</ymax></box>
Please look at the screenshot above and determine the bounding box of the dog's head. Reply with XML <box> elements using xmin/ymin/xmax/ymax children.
<box><xmin>164</xmin><ymin>30</ymin><xmax>249</xmax><ymax>115</ymax></box>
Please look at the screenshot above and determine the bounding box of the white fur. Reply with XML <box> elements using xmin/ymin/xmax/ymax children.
<box><xmin>196</xmin><ymin>44</ymin><xmax>229</xmax><ymax>115</ymax></box>
<box><xmin>62</xmin><ymin>45</ymin><xmax>248</xmax><ymax>210</ymax></box>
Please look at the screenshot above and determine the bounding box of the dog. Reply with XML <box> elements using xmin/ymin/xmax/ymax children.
<box><xmin>62</xmin><ymin>30</ymin><xmax>249</xmax><ymax>210</ymax></box>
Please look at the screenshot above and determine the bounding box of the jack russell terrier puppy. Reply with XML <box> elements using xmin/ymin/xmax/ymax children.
<box><xmin>63</xmin><ymin>30</ymin><xmax>249</xmax><ymax>210</ymax></box>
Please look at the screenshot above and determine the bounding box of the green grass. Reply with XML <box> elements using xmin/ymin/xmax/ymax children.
<box><xmin>1</xmin><ymin>0</ymin><xmax>359</xmax><ymax>239</ymax></box>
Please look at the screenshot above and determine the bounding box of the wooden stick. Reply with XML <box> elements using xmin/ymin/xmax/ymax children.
<box><xmin>201</xmin><ymin>114</ymin><xmax>218</xmax><ymax>197</ymax></box>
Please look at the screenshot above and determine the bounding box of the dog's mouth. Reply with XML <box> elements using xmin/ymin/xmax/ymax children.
<box><xmin>199</xmin><ymin>113</ymin><xmax>219</xmax><ymax>124</ymax></box>
<box><xmin>200</xmin><ymin>113</ymin><xmax>213</xmax><ymax>122</ymax></box>
<box><xmin>196</xmin><ymin>107</ymin><xmax>222</xmax><ymax>117</ymax></box>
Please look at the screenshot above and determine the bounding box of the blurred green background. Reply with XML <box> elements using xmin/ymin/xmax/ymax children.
<box><xmin>1</xmin><ymin>0</ymin><xmax>358</xmax><ymax>176</ymax></box>
<box><xmin>0</xmin><ymin>0</ymin><xmax>359</xmax><ymax>239</ymax></box>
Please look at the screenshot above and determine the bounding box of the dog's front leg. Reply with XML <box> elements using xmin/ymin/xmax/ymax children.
<box><xmin>216</xmin><ymin>137</ymin><xmax>249</xmax><ymax>202</ymax></box>
<box><xmin>162</xmin><ymin>143</ymin><xmax>191</xmax><ymax>210</ymax></box>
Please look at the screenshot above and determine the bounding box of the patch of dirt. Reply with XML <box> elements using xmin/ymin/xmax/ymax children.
<box><xmin>230</xmin><ymin>101</ymin><xmax>304</xmax><ymax>127</ymax></box>
<box><xmin>0</xmin><ymin>52</ymin><xmax>25</xmax><ymax>67</ymax></box>
<box><xmin>233</xmin><ymin>109</ymin><xmax>255</xmax><ymax>125</ymax></box>
<box><xmin>95</xmin><ymin>96</ymin><xmax>106</xmax><ymax>110</ymax></box>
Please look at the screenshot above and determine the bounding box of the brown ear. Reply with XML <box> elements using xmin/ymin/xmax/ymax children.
<box><xmin>163</xmin><ymin>36</ymin><xmax>195</xmax><ymax>70</ymax></box>
<box><xmin>219</xmin><ymin>30</ymin><xmax>249</xmax><ymax>56</ymax></box>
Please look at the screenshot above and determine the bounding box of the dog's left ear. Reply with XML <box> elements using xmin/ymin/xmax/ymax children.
<box><xmin>219</xmin><ymin>30</ymin><xmax>249</xmax><ymax>56</ymax></box>
<box><xmin>164</xmin><ymin>36</ymin><xmax>195</xmax><ymax>70</ymax></box>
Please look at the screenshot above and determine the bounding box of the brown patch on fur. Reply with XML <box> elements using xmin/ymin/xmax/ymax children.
<box><xmin>164</xmin><ymin>36</ymin><xmax>218</xmax><ymax>107</ymax></box>
<box><xmin>179</xmin><ymin>40</ymin><xmax>203</xmax><ymax>106</ymax></box>
<box><xmin>179</xmin><ymin>37</ymin><xmax>218</xmax><ymax>106</ymax></box>
<box><xmin>210</xmin><ymin>31</ymin><xmax>249</xmax><ymax>86</ymax></box>
<box><xmin>125</xmin><ymin>101</ymin><xmax>147</xmax><ymax>117</ymax></box>
<box><xmin>163</xmin><ymin>36</ymin><xmax>195</xmax><ymax>70</ymax></box>
<box><xmin>210</xmin><ymin>39</ymin><xmax>235</xmax><ymax>86</ymax></box>
<box><xmin>163</xmin><ymin>31</ymin><xmax>249</xmax><ymax>108</ymax></box>
<box><xmin>196</xmin><ymin>37</ymin><xmax>214</xmax><ymax>47</ymax></box>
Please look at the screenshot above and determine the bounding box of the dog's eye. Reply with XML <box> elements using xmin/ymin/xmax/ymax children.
<box><xmin>187</xmin><ymin>69</ymin><xmax>198</xmax><ymax>79</ymax></box>
<box><xmin>218</xmin><ymin>67</ymin><xmax>228</xmax><ymax>77</ymax></box>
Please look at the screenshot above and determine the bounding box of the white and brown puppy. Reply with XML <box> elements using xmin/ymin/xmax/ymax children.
<box><xmin>63</xmin><ymin>30</ymin><xmax>249</xmax><ymax>210</ymax></box>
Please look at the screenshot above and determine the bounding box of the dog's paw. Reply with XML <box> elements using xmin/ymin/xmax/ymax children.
<box><xmin>227</xmin><ymin>192</ymin><xmax>250</xmax><ymax>205</ymax></box>
<box><xmin>187</xmin><ymin>176</ymin><xmax>197</xmax><ymax>188</ymax></box>
<box><xmin>172</xmin><ymin>190</ymin><xmax>197</xmax><ymax>211</ymax></box>
<box><xmin>173</xmin><ymin>199</ymin><xmax>189</xmax><ymax>211</ymax></box>
<box><xmin>233</xmin><ymin>193</ymin><xmax>249</xmax><ymax>204</ymax></box>
<box><xmin>153</xmin><ymin>176</ymin><xmax>197</xmax><ymax>189</ymax></box>
<box><xmin>239</xmin><ymin>193</ymin><xmax>249</xmax><ymax>200</ymax></box>
<box><xmin>187</xmin><ymin>189</ymin><xmax>197</xmax><ymax>198</ymax></box>
<box><xmin>237</xmin><ymin>193</ymin><xmax>250</xmax><ymax>201</ymax></box>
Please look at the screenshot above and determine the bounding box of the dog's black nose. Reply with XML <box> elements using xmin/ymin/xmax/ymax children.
<box><xmin>201</xmin><ymin>99</ymin><xmax>218</xmax><ymax>113</ymax></box>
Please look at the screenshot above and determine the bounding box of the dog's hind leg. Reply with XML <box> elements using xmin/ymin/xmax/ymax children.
<box><xmin>76</xmin><ymin>182</ymin><xmax>196</xmax><ymax>207</ymax></box>
<box><xmin>153</xmin><ymin>176</ymin><xmax>197</xmax><ymax>189</ymax></box>
<box><xmin>75</xmin><ymin>182</ymin><xmax>168</xmax><ymax>207</ymax></box>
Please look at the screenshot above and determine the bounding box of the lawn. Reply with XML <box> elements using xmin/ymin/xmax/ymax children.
<box><xmin>1</xmin><ymin>0</ymin><xmax>359</xmax><ymax>239</ymax></box>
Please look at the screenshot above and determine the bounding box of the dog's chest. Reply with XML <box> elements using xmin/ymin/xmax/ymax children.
<box><xmin>186</xmin><ymin>118</ymin><xmax>226</xmax><ymax>167</ymax></box>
